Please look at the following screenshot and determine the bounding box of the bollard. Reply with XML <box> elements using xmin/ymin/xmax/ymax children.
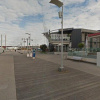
<box><xmin>30</xmin><ymin>50</ymin><xmax>32</xmax><ymax>57</ymax></box>
<box><xmin>32</xmin><ymin>49</ymin><xmax>35</xmax><ymax>59</ymax></box>
<box><xmin>27</xmin><ymin>52</ymin><xmax>30</xmax><ymax>57</ymax></box>
<box><xmin>30</xmin><ymin>52</ymin><xmax>32</xmax><ymax>57</ymax></box>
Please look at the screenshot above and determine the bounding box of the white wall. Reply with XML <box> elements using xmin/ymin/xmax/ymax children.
<box><xmin>97</xmin><ymin>52</ymin><xmax>100</xmax><ymax>67</ymax></box>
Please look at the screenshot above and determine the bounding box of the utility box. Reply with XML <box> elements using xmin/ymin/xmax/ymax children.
<box><xmin>58</xmin><ymin>11</ymin><xmax>62</xmax><ymax>18</ymax></box>
<box><xmin>97</xmin><ymin>52</ymin><xmax>100</xmax><ymax>67</ymax></box>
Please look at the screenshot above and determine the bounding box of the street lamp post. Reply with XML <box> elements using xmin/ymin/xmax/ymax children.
<box><xmin>49</xmin><ymin>0</ymin><xmax>64</xmax><ymax>71</ymax></box>
<box><xmin>26</xmin><ymin>33</ymin><xmax>31</xmax><ymax>50</ymax></box>
<box><xmin>22</xmin><ymin>38</ymin><xmax>26</xmax><ymax>49</ymax></box>
<box><xmin>25</xmin><ymin>33</ymin><xmax>29</xmax><ymax>51</ymax></box>
<box><xmin>1</xmin><ymin>34</ymin><xmax>2</xmax><ymax>48</ymax></box>
<box><xmin>5</xmin><ymin>35</ymin><xmax>6</xmax><ymax>50</ymax></box>
<box><xmin>25</xmin><ymin>33</ymin><xmax>34</xmax><ymax>57</ymax></box>
<box><xmin>26</xmin><ymin>38</ymin><xmax>28</xmax><ymax>51</ymax></box>
<box><xmin>30</xmin><ymin>39</ymin><xmax>33</xmax><ymax>48</ymax></box>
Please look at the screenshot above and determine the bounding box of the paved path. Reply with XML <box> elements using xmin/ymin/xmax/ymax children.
<box><xmin>14</xmin><ymin>52</ymin><xmax>100</xmax><ymax>100</ymax></box>
<box><xmin>37</xmin><ymin>53</ymin><xmax>100</xmax><ymax>77</ymax></box>
<box><xmin>0</xmin><ymin>52</ymin><xmax>17</xmax><ymax>100</ymax></box>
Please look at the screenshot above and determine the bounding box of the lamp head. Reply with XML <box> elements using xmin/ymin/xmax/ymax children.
<box><xmin>49</xmin><ymin>0</ymin><xmax>63</xmax><ymax>8</ymax></box>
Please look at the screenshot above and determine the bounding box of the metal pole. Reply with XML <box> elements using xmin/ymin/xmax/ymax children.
<box><xmin>24</xmin><ymin>38</ymin><xmax>25</xmax><ymax>47</ymax></box>
<box><xmin>29</xmin><ymin>36</ymin><xmax>30</xmax><ymax>50</ymax></box>
<box><xmin>30</xmin><ymin>34</ymin><xmax>31</xmax><ymax>48</ymax></box>
<box><xmin>21</xmin><ymin>42</ymin><xmax>22</xmax><ymax>50</ymax></box>
<box><xmin>27</xmin><ymin>38</ymin><xmax>28</xmax><ymax>51</ymax></box>
<box><xmin>1</xmin><ymin>34</ymin><xmax>2</xmax><ymax>48</ymax></box>
<box><xmin>5</xmin><ymin>35</ymin><xmax>6</xmax><ymax>50</ymax></box>
<box><xmin>22</xmin><ymin>38</ymin><xmax>23</xmax><ymax>49</ymax></box>
<box><xmin>96</xmin><ymin>38</ymin><xmax>97</xmax><ymax>48</ymax></box>
<box><xmin>60</xmin><ymin>5</ymin><xmax>64</xmax><ymax>69</ymax></box>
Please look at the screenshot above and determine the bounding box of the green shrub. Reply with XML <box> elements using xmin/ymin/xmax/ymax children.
<box><xmin>78</xmin><ymin>43</ymin><xmax>84</xmax><ymax>49</ymax></box>
<box><xmin>40</xmin><ymin>44</ymin><xmax>47</xmax><ymax>52</ymax></box>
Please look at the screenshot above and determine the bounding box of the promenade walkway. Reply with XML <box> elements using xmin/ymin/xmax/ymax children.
<box><xmin>0</xmin><ymin>52</ymin><xmax>17</xmax><ymax>100</ymax></box>
<box><xmin>14</xmin><ymin>52</ymin><xmax>100</xmax><ymax>100</ymax></box>
<box><xmin>37</xmin><ymin>53</ymin><xmax>100</xmax><ymax>76</ymax></box>
<box><xmin>1</xmin><ymin>51</ymin><xmax>100</xmax><ymax>100</ymax></box>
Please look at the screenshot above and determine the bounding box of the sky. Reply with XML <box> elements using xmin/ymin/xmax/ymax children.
<box><xmin>0</xmin><ymin>0</ymin><xmax>100</xmax><ymax>46</ymax></box>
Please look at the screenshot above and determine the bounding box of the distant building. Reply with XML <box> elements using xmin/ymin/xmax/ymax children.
<box><xmin>43</xmin><ymin>28</ymin><xmax>99</xmax><ymax>52</ymax></box>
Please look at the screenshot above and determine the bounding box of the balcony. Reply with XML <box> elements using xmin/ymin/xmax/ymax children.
<box><xmin>50</xmin><ymin>39</ymin><xmax>70</xmax><ymax>44</ymax></box>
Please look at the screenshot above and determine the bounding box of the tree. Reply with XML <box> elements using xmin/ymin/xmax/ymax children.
<box><xmin>78</xmin><ymin>43</ymin><xmax>84</xmax><ymax>49</ymax></box>
<box><xmin>40</xmin><ymin>44</ymin><xmax>47</xmax><ymax>52</ymax></box>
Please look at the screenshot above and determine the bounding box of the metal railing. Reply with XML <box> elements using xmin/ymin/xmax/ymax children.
<box><xmin>68</xmin><ymin>48</ymin><xmax>99</xmax><ymax>59</ymax></box>
<box><xmin>51</xmin><ymin>39</ymin><xmax>70</xmax><ymax>42</ymax></box>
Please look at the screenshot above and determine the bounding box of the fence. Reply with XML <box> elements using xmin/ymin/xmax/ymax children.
<box><xmin>68</xmin><ymin>48</ymin><xmax>98</xmax><ymax>59</ymax></box>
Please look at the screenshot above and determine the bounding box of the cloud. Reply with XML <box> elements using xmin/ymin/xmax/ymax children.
<box><xmin>0</xmin><ymin>0</ymin><xmax>100</xmax><ymax>46</ymax></box>
<box><xmin>62</xmin><ymin>0</ymin><xmax>85</xmax><ymax>5</ymax></box>
<box><xmin>0</xmin><ymin>0</ymin><xmax>42</xmax><ymax>23</ymax></box>
<box><xmin>0</xmin><ymin>0</ymin><xmax>45</xmax><ymax>46</ymax></box>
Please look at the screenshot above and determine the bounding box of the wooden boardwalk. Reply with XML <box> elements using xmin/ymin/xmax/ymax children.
<box><xmin>14</xmin><ymin>53</ymin><xmax>100</xmax><ymax>100</ymax></box>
